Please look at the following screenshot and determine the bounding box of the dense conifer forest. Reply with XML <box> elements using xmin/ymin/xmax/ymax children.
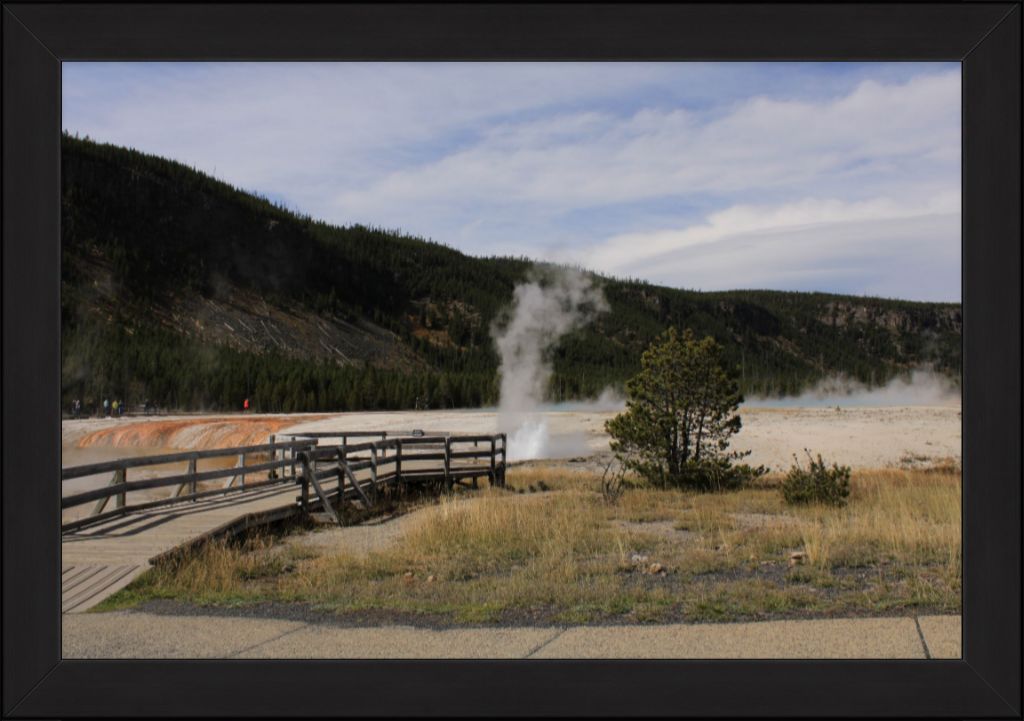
<box><xmin>61</xmin><ymin>135</ymin><xmax>962</xmax><ymax>414</ymax></box>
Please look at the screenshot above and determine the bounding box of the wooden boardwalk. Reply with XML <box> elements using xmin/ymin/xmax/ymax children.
<box><xmin>62</xmin><ymin>484</ymin><xmax>298</xmax><ymax>612</ymax></box>
<box><xmin>61</xmin><ymin>432</ymin><xmax>507</xmax><ymax>613</ymax></box>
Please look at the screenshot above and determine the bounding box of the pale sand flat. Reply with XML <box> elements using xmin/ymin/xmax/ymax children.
<box><xmin>64</xmin><ymin>405</ymin><xmax>961</xmax><ymax>472</ymax></box>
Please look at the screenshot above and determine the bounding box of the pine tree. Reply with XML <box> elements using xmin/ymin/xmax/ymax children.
<box><xmin>606</xmin><ymin>327</ymin><xmax>757</xmax><ymax>491</ymax></box>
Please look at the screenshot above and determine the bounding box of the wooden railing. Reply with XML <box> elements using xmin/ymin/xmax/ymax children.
<box><xmin>61</xmin><ymin>439</ymin><xmax>315</xmax><ymax>532</ymax></box>
<box><xmin>61</xmin><ymin>432</ymin><xmax>508</xmax><ymax>533</ymax></box>
<box><xmin>294</xmin><ymin>434</ymin><xmax>507</xmax><ymax>522</ymax></box>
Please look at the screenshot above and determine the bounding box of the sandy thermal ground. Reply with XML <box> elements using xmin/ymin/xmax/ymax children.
<box><xmin>63</xmin><ymin>405</ymin><xmax>961</xmax><ymax>473</ymax></box>
<box><xmin>732</xmin><ymin>405</ymin><xmax>961</xmax><ymax>470</ymax></box>
<box><xmin>61</xmin><ymin>414</ymin><xmax>329</xmax><ymax>523</ymax></box>
<box><xmin>61</xmin><ymin>413</ymin><xmax>329</xmax><ymax>453</ymax></box>
<box><xmin>278</xmin><ymin>406</ymin><xmax>961</xmax><ymax>470</ymax></box>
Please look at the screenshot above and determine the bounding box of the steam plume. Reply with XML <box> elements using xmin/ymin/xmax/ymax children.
<box><xmin>745</xmin><ymin>369</ymin><xmax>961</xmax><ymax>408</ymax></box>
<box><xmin>492</xmin><ymin>268</ymin><xmax>607</xmax><ymax>460</ymax></box>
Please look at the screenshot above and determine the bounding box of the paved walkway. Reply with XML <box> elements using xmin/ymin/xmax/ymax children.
<box><xmin>62</xmin><ymin>612</ymin><xmax>960</xmax><ymax>659</ymax></box>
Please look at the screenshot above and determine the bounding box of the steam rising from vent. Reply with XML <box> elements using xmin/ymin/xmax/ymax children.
<box><xmin>745</xmin><ymin>370</ymin><xmax>961</xmax><ymax>408</ymax></box>
<box><xmin>492</xmin><ymin>268</ymin><xmax>608</xmax><ymax>461</ymax></box>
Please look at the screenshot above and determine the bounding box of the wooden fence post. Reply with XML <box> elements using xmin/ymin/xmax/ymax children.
<box><xmin>298</xmin><ymin>452</ymin><xmax>310</xmax><ymax>511</ymax></box>
<box><xmin>490</xmin><ymin>436</ymin><xmax>497</xmax><ymax>486</ymax></box>
<box><xmin>299</xmin><ymin>452</ymin><xmax>340</xmax><ymax>525</ymax></box>
<box><xmin>114</xmin><ymin>468</ymin><xmax>127</xmax><ymax>509</ymax></box>
<box><xmin>444</xmin><ymin>437</ymin><xmax>452</xmax><ymax>491</ymax></box>
<box><xmin>90</xmin><ymin>468</ymin><xmax>123</xmax><ymax>516</ymax></box>
<box><xmin>472</xmin><ymin>438</ymin><xmax>480</xmax><ymax>488</ymax></box>
<box><xmin>224</xmin><ymin>453</ymin><xmax>245</xmax><ymax>489</ymax></box>
<box><xmin>339</xmin><ymin>460</ymin><xmax>371</xmax><ymax>508</ymax></box>
<box><xmin>188</xmin><ymin>455</ymin><xmax>198</xmax><ymax>499</ymax></box>
<box><xmin>337</xmin><ymin>446</ymin><xmax>347</xmax><ymax>497</ymax></box>
<box><xmin>369</xmin><ymin>445</ymin><xmax>379</xmax><ymax>496</ymax></box>
<box><xmin>499</xmin><ymin>433</ymin><xmax>507</xmax><ymax>487</ymax></box>
<box><xmin>395</xmin><ymin>439</ymin><xmax>403</xmax><ymax>485</ymax></box>
<box><xmin>342</xmin><ymin>448</ymin><xmax>350</xmax><ymax>503</ymax></box>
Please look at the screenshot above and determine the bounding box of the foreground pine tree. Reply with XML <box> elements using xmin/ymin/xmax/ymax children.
<box><xmin>606</xmin><ymin>327</ymin><xmax>763</xmax><ymax>491</ymax></box>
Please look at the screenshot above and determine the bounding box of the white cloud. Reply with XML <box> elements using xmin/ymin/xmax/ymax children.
<box><xmin>599</xmin><ymin>208</ymin><xmax>961</xmax><ymax>302</ymax></box>
<box><xmin>63</xmin><ymin>63</ymin><xmax>669</xmax><ymax>200</ymax></box>
<box><xmin>63</xmin><ymin>63</ymin><xmax>961</xmax><ymax>301</ymax></box>
<box><xmin>335</xmin><ymin>70</ymin><xmax>959</xmax><ymax>215</ymax></box>
<box><xmin>582</xmin><ymin>192</ymin><xmax>960</xmax><ymax>277</ymax></box>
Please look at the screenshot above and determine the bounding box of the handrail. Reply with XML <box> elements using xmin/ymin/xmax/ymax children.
<box><xmin>60</xmin><ymin>476</ymin><xmax>288</xmax><ymax>533</ymax></box>
<box><xmin>62</xmin><ymin>439</ymin><xmax>314</xmax><ymax>480</ymax></box>
<box><xmin>294</xmin><ymin>433</ymin><xmax>507</xmax><ymax>521</ymax></box>
<box><xmin>284</xmin><ymin>430</ymin><xmax>445</xmax><ymax>440</ymax></box>
<box><xmin>61</xmin><ymin>457</ymin><xmax>295</xmax><ymax>508</ymax></box>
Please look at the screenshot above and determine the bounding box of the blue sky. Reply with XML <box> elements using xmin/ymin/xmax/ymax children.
<box><xmin>63</xmin><ymin>62</ymin><xmax>961</xmax><ymax>301</ymax></box>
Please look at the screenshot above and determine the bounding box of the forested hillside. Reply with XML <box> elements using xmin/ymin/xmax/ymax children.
<box><xmin>61</xmin><ymin>134</ymin><xmax>962</xmax><ymax>413</ymax></box>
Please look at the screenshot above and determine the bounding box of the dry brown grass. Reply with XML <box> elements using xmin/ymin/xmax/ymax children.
<box><xmin>100</xmin><ymin>463</ymin><xmax>961</xmax><ymax>623</ymax></box>
<box><xmin>504</xmin><ymin>463</ymin><xmax>600</xmax><ymax>492</ymax></box>
<box><xmin>794</xmin><ymin>468</ymin><xmax>961</xmax><ymax>573</ymax></box>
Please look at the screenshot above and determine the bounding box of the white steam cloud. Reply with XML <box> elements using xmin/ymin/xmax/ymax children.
<box><xmin>492</xmin><ymin>268</ymin><xmax>608</xmax><ymax>460</ymax></box>
<box><xmin>745</xmin><ymin>369</ymin><xmax>961</xmax><ymax>408</ymax></box>
<box><xmin>541</xmin><ymin>387</ymin><xmax>626</xmax><ymax>413</ymax></box>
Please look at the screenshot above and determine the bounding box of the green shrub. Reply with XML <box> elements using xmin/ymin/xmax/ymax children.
<box><xmin>782</xmin><ymin>451</ymin><xmax>851</xmax><ymax>506</ymax></box>
<box><xmin>673</xmin><ymin>459</ymin><xmax>767</xmax><ymax>492</ymax></box>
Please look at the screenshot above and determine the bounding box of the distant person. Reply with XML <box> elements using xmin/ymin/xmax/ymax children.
<box><xmin>243</xmin><ymin>398</ymin><xmax>250</xmax><ymax>412</ymax></box>
<box><xmin>117</xmin><ymin>400</ymin><xmax>124</xmax><ymax>417</ymax></box>
<box><xmin>111</xmin><ymin>399</ymin><xmax>119</xmax><ymax>417</ymax></box>
<box><xmin>103</xmin><ymin>398</ymin><xmax>110</xmax><ymax>417</ymax></box>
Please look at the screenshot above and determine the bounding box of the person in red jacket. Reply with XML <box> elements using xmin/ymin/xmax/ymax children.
<box><xmin>243</xmin><ymin>398</ymin><xmax>250</xmax><ymax>412</ymax></box>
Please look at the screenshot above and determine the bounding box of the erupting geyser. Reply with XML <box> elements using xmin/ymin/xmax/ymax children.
<box><xmin>492</xmin><ymin>268</ymin><xmax>608</xmax><ymax>461</ymax></box>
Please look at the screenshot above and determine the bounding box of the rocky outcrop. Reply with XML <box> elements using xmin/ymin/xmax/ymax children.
<box><xmin>819</xmin><ymin>302</ymin><xmax>961</xmax><ymax>334</ymax></box>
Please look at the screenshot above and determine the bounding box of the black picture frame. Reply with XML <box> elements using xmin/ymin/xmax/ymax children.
<box><xmin>2</xmin><ymin>3</ymin><xmax>1020</xmax><ymax>718</ymax></box>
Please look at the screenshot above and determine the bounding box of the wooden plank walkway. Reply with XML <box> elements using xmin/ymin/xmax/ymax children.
<box><xmin>62</xmin><ymin>484</ymin><xmax>297</xmax><ymax>566</ymax></box>
<box><xmin>61</xmin><ymin>485</ymin><xmax>298</xmax><ymax>612</ymax></box>
<box><xmin>60</xmin><ymin>432</ymin><xmax>508</xmax><ymax>613</ymax></box>
<box><xmin>61</xmin><ymin>564</ymin><xmax>146</xmax><ymax>613</ymax></box>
